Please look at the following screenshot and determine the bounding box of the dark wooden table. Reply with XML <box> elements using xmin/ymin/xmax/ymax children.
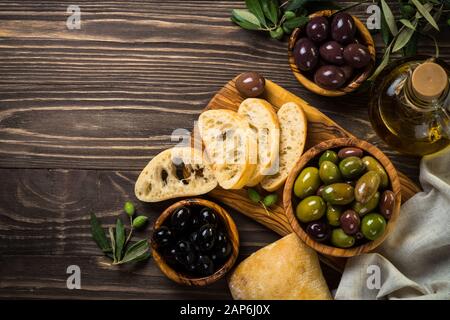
<box><xmin>0</xmin><ymin>1</ymin><xmax>447</xmax><ymax>299</ymax></box>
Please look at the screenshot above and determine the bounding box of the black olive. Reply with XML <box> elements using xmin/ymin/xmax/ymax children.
<box><xmin>215</xmin><ymin>231</ymin><xmax>228</xmax><ymax>247</ymax></box>
<box><xmin>171</xmin><ymin>206</ymin><xmax>191</xmax><ymax>233</ymax></box>
<box><xmin>293</xmin><ymin>37</ymin><xmax>319</xmax><ymax>72</ymax></box>
<box><xmin>215</xmin><ymin>241</ymin><xmax>232</xmax><ymax>260</ymax></box>
<box><xmin>235</xmin><ymin>72</ymin><xmax>265</xmax><ymax>98</ymax></box>
<box><xmin>331</xmin><ymin>12</ymin><xmax>356</xmax><ymax>44</ymax></box>
<box><xmin>174</xmin><ymin>239</ymin><xmax>191</xmax><ymax>254</ymax></box>
<box><xmin>306</xmin><ymin>16</ymin><xmax>329</xmax><ymax>43</ymax></box>
<box><xmin>197</xmin><ymin>224</ymin><xmax>216</xmax><ymax>252</ymax></box>
<box><xmin>199</xmin><ymin>207</ymin><xmax>218</xmax><ymax>227</ymax></box>
<box><xmin>174</xmin><ymin>240</ymin><xmax>196</xmax><ymax>267</ymax></box>
<box><xmin>314</xmin><ymin>65</ymin><xmax>346</xmax><ymax>90</ymax></box>
<box><xmin>162</xmin><ymin>246</ymin><xmax>179</xmax><ymax>266</ymax></box>
<box><xmin>152</xmin><ymin>226</ymin><xmax>173</xmax><ymax>248</ymax></box>
<box><xmin>189</xmin><ymin>231</ymin><xmax>201</xmax><ymax>251</ymax></box>
<box><xmin>306</xmin><ymin>221</ymin><xmax>330</xmax><ymax>242</ymax></box>
<box><xmin>319</xmin><ymin>41</ymin><xmax>344</xmax><ymax>65</ymax></box>
<box><xmin>190</xmin><ymin>212</ymin><xmax>202</xmax><ymax>230</ymax></box>
<box><xmin>196</xmin><ymin>255</ymin><xmax>215</xmax><ymax>276</ymax></box>
<box><xmin>343</xmin><ymin>43</ymin><xmax>371</xmax><ymax>68</ymax></box>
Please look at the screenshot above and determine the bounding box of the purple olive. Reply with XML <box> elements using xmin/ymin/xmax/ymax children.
<box><xmin>235</xmin><ymin>72</ymin><xmax>265</xmax><ymax>98</ymax></box>
<box><xmin>380</xmin><ymin>190</ymin><xmax>395</xmax><ymax>219</ymax></box>
<box><xmin>340</xmin><ymin>65</ymin><xmax>354</xmax><ymax>81</ymax></box>
<box><xmin>293</xmin><ymin>37</ymin><xmax>319</xmax><ymax>71</ymax></box>
<box><xmin>343</xmin><ymin>43</ymin><xmax>371</xmax><ymax>68</ymax></box>
<box><xmin>340</xmin><ymin>209</ymin><xmax>360</xmax><ymax>235</ymax></box>
<box><xmin>306</xmin><ymin>221</ymin><xmax>330</xmax><ymax>242</ymax></box>
<box><xmin>306</xmin><ymin>16</ymin><xmax>329</xmax><ymax>43</ymax></box>
<box><xmin>331</xmin><ymin>12</ymin><xmax>356</xmax><ymax>44</ymax></box>
<box><xmin>314</xmin><ymin>65</ymin><xmax>346</xmax><ymax>90</ymax></box>
<box><xmin>319</xmin><ymin>41</ymin><xmax>344</xmax><ymax>65</ymax></box>
<box><xmin>338</xmin><ymin>147</ymin><xmax>363</xmax><ymax>159</ymax></box>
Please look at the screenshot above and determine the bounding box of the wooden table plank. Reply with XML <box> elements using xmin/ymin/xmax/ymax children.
<box><xmin>1</xmin><ymin>0</ymin><xmax>446</xmax><ymax>299</ymax></box>
<box><xmin>0</xmin><ymin>168</ymin><xmax>340</xmax><ymax>298</ymax></box>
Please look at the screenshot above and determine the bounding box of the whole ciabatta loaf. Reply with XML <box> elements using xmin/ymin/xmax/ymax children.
<box><xmin>238</xmin><ymin>98</ymin><xmax>280</xmax><ymax>186</ymax></box>
<box><xmin>228</xmin><ymin>233</ymin><xmax>332</xmax><ymax>300</ymax></box>
<box><xmin>135</xmin><ymin>147</ymin><xmax>217</xmax><ymax>202</ymax></box>
<box><xmin>261</xmin><ymin>102</ymin><xmax>307</xmax><ymax>191</ymax></box>
<box><xmin>198</xmin><ymin>109</ymin><xmax>257</xmax><ymax>189</ymax></box>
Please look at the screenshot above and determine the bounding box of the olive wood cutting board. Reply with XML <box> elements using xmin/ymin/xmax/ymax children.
<box><xmin>204</xmin><ymin>75</ymin><xmax>421</xmax><ymax>272</ymax></box>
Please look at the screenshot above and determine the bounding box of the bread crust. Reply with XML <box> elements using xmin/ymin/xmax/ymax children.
<box><xmin>238</xmin><ymin>98</ymin><xmax>280</xmax><ymax>187</ymax></box>
<box><xmin>261</xmin><ymin>102</ymin><xmax>307</xmax><ymax>191</ymax></box>
<box><xmin>198</xmin><ymin>109</ymin><xmax>257</xmax><ymax>189</ymax></box>
<box><xmin>134</xmin><ymin>147</ymin><xmax>217</xmax><ymax>202</ymax></box>
<box><xmin>228</xmin><ymin>233</ymin><xmax>332</xmax><ymax>300</ymax></box>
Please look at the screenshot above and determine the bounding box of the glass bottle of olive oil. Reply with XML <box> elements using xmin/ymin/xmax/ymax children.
<box><xmin>369</xmin><ymin>56</ymin><xmax>450</xmax><ymax>156</ymax></box>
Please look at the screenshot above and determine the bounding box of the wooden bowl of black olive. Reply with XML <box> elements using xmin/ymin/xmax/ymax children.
<box><xmin>151</xmin><ymin>198</ymin><xmax>239</xmax><ymax>286</ymax></box>
<box><xmin>288</xmin><ymin>10</ymin><xmax>375</xmax><ymax>96</ymax></box>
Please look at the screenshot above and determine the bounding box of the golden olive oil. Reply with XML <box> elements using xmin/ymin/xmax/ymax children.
<box><xmin>369</xmin><ymin>56</ymin><xmax>450</xmax><ymax>156</ymax></box>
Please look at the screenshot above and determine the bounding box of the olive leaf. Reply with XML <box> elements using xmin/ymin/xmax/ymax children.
<box><xmin>109</xmin><ymin>227</ymin><xmax>117</xmax><ymax>263</ymax></box>
<box><xmin>90</xmin><ymin>213</ymin><xmax>111</xmax><ymax>253</ymax></box>
<box><xmin>393</xmin><ymin>23</ymin><xmax>417</xmax><ymax>53</ymax></box>
<box><xmin>411</xmin><ymin>0</ymin><xmax>439</xmax><ymax>31</ymax></box>
<box><xmin>403</xmin><ymin>32</ymin><xmax>418</xmax><ymax>57</ymax></box>
<box><xmin>245</xmin><ymin>0</ymin><xmax>267</xmax><ymax>26</ymax></box>
<box><xmin>115</xmin><ymin>218</ymin><xmax>125</xmax><ymax>261</ymax></box>
<box><xmin>380</xmin><ymin>9</ymin><xmax>392</xmax><ymax>45</ymax></box>
<box><xmin>286</xmin><ymin>0</ymin><xmax>308</xmax><ymax>11</ymax></box>
<box><xmin>399</xmin><ymin>19</ymin><xmax>416</xmax><ymax>30</ymax></box>
<box><xmin>262</xmin><ymin>0</ymin><xmax>278</xmax><ymax>25</ymax></box>
<box><xmin>116</xmin><ymin>239</ymin><xmax>150</xmax><ymax>265</ymax></box>
<box><xmin>380</xmin><ymin>0</ymin><xmax>398</xmax><ymax>36</ymax></box>
<box><xmin>423</xmin><ymin>4</ymin><xmax>442</xmax><ymax>32</ymax></box>
<box><xmin>231</xmin><ymin>9</ymin><xmax>262</xmax><ymax>30</ymax></box>
<box><xmin>283</xmin><ymin>15</ymin><xmax>309</xmax><ymax>30</ymax></box>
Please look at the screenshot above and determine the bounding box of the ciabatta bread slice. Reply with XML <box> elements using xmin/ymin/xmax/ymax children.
<box><xmin>261</xmin><ymin>102</ymin><xmax>307</xmax><ymax>192</ymax></box>
<box><xmin>135</xmin><ymin>147</ymin><xmax>217</xmax><ymax>202</ymax></box>
<box><xmin>238</xmin><ymin>98</ymin><xmax>280</xmax><ymax>186</ymax></box>
<box><xmin>198</xmin><ymin>109</ymin><xmax>257</xmax><ymax>189</ymax></box>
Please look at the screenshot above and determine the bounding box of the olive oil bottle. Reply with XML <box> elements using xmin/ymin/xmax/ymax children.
<box><xmin>369</xmin><ymin>56</ymin><xmax>450</xmax><ymax>156</ymax></box>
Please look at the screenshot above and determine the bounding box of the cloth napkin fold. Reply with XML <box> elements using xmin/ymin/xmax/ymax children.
<box><xmin>335</xmin><ymin>145</ymin><xmax>450</xmax><ymax>300</ymax></box>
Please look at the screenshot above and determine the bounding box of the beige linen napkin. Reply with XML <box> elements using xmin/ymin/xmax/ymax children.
<box><xmin>335</xmin><ymin>146</ymin><xmax>450</xmax><ymax>300</ymax></box>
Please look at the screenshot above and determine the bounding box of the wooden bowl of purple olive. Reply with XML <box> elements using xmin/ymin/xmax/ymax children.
<box><xmin>288</xmin><ymin>10</ymin><xmax>375</xmax><ymax>96</ymax></box>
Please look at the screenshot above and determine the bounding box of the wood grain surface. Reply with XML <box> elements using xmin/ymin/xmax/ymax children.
<box><xmin>0</xmin><ymin>0</ymin><xmax>447</xmax><ymax>299</ymax></box>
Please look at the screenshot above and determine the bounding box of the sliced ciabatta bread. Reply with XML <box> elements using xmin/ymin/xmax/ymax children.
<box><xmin>261</xmin><ymin>102</ymin><xmax>307</xmax><ymax>192</ymax></box>
<box><xmin>198</xmin><ymin>109</ymin><xmax>257</xmax><ymax>189</ymax></box>
<box><xmin>135</xmin><ymin>147</ymin><xmax>217</xmax><ymax>202</ymax></box>
<box><xmin>238</xmin><ymin>98</ymin><xmax>280</xmax><ymax>186</ymax></box>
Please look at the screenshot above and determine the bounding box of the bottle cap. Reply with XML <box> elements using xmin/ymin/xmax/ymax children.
<box><xmin>411</xmin><ymin>62</ymin><xmax>448</xmax><ymax>101</ymax></box>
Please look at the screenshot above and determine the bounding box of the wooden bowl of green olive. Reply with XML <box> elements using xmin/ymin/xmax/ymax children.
<box><xmin>283</xmin><ymin>138</ymin><xmax>401</xmax><ymax>257</ymax></box>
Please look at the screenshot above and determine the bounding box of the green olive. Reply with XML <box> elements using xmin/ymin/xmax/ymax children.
<box><xmin>296</xmin><ymin>196</ymin><xmax>326</xmax><ymax>223</ymax></box>
<box><xmin>294</xmin><ymin>167</ymin><xmax>321</xmax><ymax>199</ymax></box>
<box><xmin>339</xmin><ymin>156</ymin><xmax>365</xmax><ymax>179</ymax></box>
<box><xmin>362</xmin><ymin>156</ymin><xmax>389</xmax><ymax>189</ymax></box>
<box><xmin>361</xmin><ymin>213</ymin><xmax>386</xmax><ymax>240</ymax></box>
<box><xmin>319</xmin><ymin>161</ymin><xmax>342</xmax><ymax>185</ymax></box>
<box><xmin>321</xmin><ymin>183</ymin><xmax>355</xmax><ymax>205</ymax></box>
<box><xmin>331</xmin><ymin>228</ymin><xmax>355</xmax><ymax>248</ymax></box>
<box><xmin>352</xmin><ymin>192</ymin><xmax>380</xmax><ymax>216</ymax></box>
<box><xmin>319</xmin><ymin>150</ymin><xmax>339</xmax><ymax>166</ymax></box>
<box><xmin>326</xmin><ymin>203</ymin><xmax>343</xmax><ymax>226</ymax></box>
<box><xmin>355</xmin><ymin>171</ymin><xmax>381</xmax><ymax>204</ymax></box>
